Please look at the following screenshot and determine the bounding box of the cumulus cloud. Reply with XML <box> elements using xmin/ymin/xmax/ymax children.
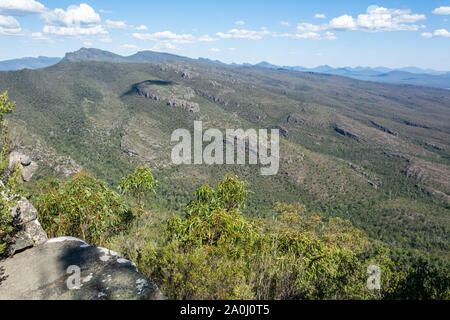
<box><xmin>290</xmin><ymin>30</ymin><xmax>336</xmax><ymax>40</ymax></box>
<box><xmin>280</xmin><ymin>21</ymin><xmax>290</xmax><ymax>26</ymax></box>
<box><xmin>297</xmin><ymin>22</ymin><xmax>322</xmax><ymax>32</ymax></box>
<box><xmin>215</xmin><ymin>25</ymin><xmax>335</xmax><ymax>41</ymax></box>
<box><xmin>328</xmin><ymin>14</ymin><xmax>356</xmax><ymax>30</ymax></box>
<box><xmin>198</xmin><ymin>34</ymin><xmax>218</xmax><ymax>42</ymax></box>
<box><xmin>421</xmin><ymin>28</ymin><xmax>450</xmax><ymax>38</ymax></box>
<box><xmin>104</xmin><ymin>19</ymin><xmax>127</xmax><ymax>29</ymax></box>
<box><xmin>0</xmin><ymin>14</ymin><xmax>21</xmax><ymax>34</ymax></box>
<box><xmin>354</xmin><ymin>5</ymin><xmax>426</xmax><ymax>32</ymax></box>
<box><xmin>151</xmin><ymin>41</ymin><xmax>176</xmax><ymax>51</ymax></box>
<box><xmin>41</xmin><ymin>4</ymin><xmax>101</xmax><ymax>27</ymax></box>
<box><xmin>0</xmin><ymin>0</ymin><xmax>45</xmax><ymax>16</ymax></box>
<box><xmin>40</xmin><ymin>4</ymin><xmax>107</xmax><ymax>37</ymax></box>
<box><xmin>432</xmin><ymin>6</ymin><xmax>450</xmax><ymax>15</ymax></box>
<box><xmin>234</xmin><ymin>20</ymin><xmax>245</xmax><ymax>25</ymax></box>
<box><xmin>296</xmin><ymin>5</ymin><xmax>426</xmax><ymax>35</ymax></box>
<box><xmin>0</xmin><ymin>14</ymin><xmax>19</xmax><ymax>27</ymax></box>
<box><xmin>135</xmin><ymin>24</ymin><xmax>147</xmax><ymax>31</ymax></box>
<box><xmin>43</xmin><ymin>24</ymin><xmax>107</xmax><ymax>36</ymax></box>
<box><xmin>314</xmin><ymin>14</ymin><xmax>326</xmax><ymax>19</ymax></box>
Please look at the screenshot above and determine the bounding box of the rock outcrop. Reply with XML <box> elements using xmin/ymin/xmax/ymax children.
<box><xmin>135</xmin><ymin>80</ymin><xmax>200</xmax><ymax>113</ymax></box>
<box><xmin>334</xmin><ymin>125</ymin><xmax>360</xmax><ymax>141</ymax></box>
<box><xmin>8</xmin><ymin>151</ymin><xmax>38</xmax><ymax>182</ymax></box>
<box><xmin>0</xmin><ymin>237</ymin><xmax>166</xmax><ymax>300</ymax></box>
<box><xmin>7</xmin><ymin>197</ymin><xmax>48</xmax><ymax>256</ymax></box>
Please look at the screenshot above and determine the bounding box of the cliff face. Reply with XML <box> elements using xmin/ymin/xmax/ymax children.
<box><xmin>0</xmin><ymin>152</ymin><xmax>165</xmax><ymax>300</ymax></box>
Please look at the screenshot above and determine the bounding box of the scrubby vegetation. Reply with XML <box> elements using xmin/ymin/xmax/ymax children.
<box><xmin>0</xmin><ymin>91</ymin><xmax>22</xmax><ymax>255</ymax></box>
<box><xmin>111</xmin><ymin>175</ymin><xmax>399</xmax><ymax>299</ymax></box>
<box><xmin>35</xmin><ymin>171</ymin><xmax>447</xmax><ymax>299</ymax></box>
<box><xmin>36</xmin><ymin>172</ymin><xmax>132</xmax><ymax>246</ymax></box>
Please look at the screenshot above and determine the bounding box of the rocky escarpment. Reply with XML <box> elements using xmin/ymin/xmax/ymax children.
<box><xmin>135</xmin><ymin>80</ymin><xmax>200</xmax><ymax>113</ymax></box>
<box><xmin>333</xmin><ymin>125</ymin><xmax>360</xmax><ymax>141</ymax></box>
<box><xmin>369</xmin><ymin>120</ymin><xmax>398</xmax><ymax>136</ymax></box>
<box><xmin>0</xmin><ymin>152</ymin><xmax>165</xmax><ymax>300</ymax></box>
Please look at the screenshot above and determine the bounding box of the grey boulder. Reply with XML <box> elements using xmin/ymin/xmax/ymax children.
<box><xmin>0</xmin><ymin>237</ymin><xmax>166</xmax><ymax>300</ymax></box>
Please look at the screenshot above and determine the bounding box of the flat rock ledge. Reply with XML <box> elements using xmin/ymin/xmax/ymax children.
<box><xmin>0</xmin><ymin>237</ymin><xmax>166</xmax><ymax>300</ymax></box>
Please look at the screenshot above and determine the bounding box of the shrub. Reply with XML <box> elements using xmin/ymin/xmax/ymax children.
<box><xmin>119</xmin><ymin>166</ymin><xmax>157</xmax><ymax>209</ymax></box>
<box><xmin>36</xmin><ymin>172</ymin><xmax>132</xmax><ymax>246</ymax></box>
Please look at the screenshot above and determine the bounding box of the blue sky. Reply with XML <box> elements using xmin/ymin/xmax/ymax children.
<box><xmin>0</xmin><ymin>0</ymin><xmax>449</xmax><ymax>69</ymax></box>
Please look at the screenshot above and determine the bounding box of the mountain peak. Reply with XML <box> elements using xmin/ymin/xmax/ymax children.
<box><xmin>63</xmin><ymin>48</ymin><xmax>127</xmax><ymax>63</ymax></box>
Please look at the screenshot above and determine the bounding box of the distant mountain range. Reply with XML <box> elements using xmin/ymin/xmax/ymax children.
<box><xmin>0</xmin><ymin>56</ymin><xmax>61</xmax><ymax>71</ymax></box>
<box><xmin>253</xmin><ymin>61</ymin><xmax>450</xmax><ymax>89</ymax></box>
<box><xmin>1</xmin><ymin>48</ymin><xmax>449</xmax><ymax>88</ymax></box>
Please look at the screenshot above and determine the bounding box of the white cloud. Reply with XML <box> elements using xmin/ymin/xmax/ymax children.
<box><xmin>0</xmin><ymin>0</ymin><xmax>45</xmax><ymax>16</ymax></box>
<box><xmin>323</xmin><ymin>31</ymin><xmax>337</xmax><ymax>40</ymax></box>
<box><xmin>151</xmin><ymin>41</ymin><xmax>176</xmax><ymax>51</ymax></box>
<box><xmin>132</xmin><ymin>30</ymin><xmax>197</xmax><ymax>50</ymax></box>
<box><xmin>329</xmin><ymin>14</ymin><xmax>356</xmax><ymax>30</ymax></box>
<box><xmin>40</xmin><ymin>4</ymin><xmax>107</xmax><ymax>37</ymax></box>
<box><xmin>132</xmin><ymin>30</ymin><xmax>195</xmax><ymax>42</ymax></box>
<box><xmin>0</xmin><ymin>14</ymin><xmax>21</xmax><ymax>34</ymax></box>
<box><xmin>0</xmin><ymin>14</ymin><xmax>19</xmax><ymax>28</ymax></box>
<box><xmin>216</xmin><ymin>28</ymin><xmax>274</xmax><ymax>40</ymax></box>
<box><xmin>293</xmin><ymin>31</ymin><xmax>321</xmax><ymax>39</ymax></box>
<box><xmin>104</xmin><ymin>19</ymin><xmax>127</xmax><ymax>29</ymax></box>
<box><xmin>295</xmin><ymin>5</ymin><xmax>426</xmax><ymax>36</ymax></box>
<box><xmin>43</xmin><ymin>25</ymin><xmax>107</xmax><ymax>36</ymax></box>
<box><xmin>280</xmin><ymin>21</ymin><xmax>290</xmax><ymax>26</ymax></box>
<box><xmin>434</xmin><ymin>29</ymin><xmax>450</xmax><ymax>37</ymax></box>
<box><xmin>234</xmin><ymin>20</ymin><xmax>245</xmax><ymax>25</ymax></box>
<box><xmin>135</xmin><ymin>24</ymin><xmax>147</xmax><ymax>31</ymax></box>
<box><xmin>41</xmin><ymin>4</ymin><xmax>101</xmax><ymax>27</ymax></box>
<box><xmin>422</xmin><ymin>28</ymin><xmax>450</xmax><ymax>38</ymax></box>
<box><xmin>83</xmin><ymin>41</ymin><xmax>92</xmax><ymax>46</ymax></box>
<box><xmin>99</xmin><ymin>9</ymin><xmax>112</xmax><ymax>14</ymax></box>
<box><xmin>210</xmin><ymin>47</ymin><xmax>220</xmax><ymax>52</ymax></box>
<box><xmin>314</xmin><ymin>14</ymin><xmax>326</xmax><ymax>19</ymax></box>
<box><xmin>297</xmin><ymin>22</ymin><xmax>323</xmax><ymax>32</ymax></box>
<box><xmin>354</xmin><ymin>5</ymin><xmax>426</xmax><ymax>32</ymax></box>
<box><xmin>198</xmin><ymin>34</ymin><xmax>218</xmax><ymax>42</ymax></box>
<box><xmin>290</xmin><ymin>30</ymin><xmax>336</xmax><ymax>40</ymax></box>
<box><xmin>228</xmin><ymin>47</ymin><xmax>236</xmax><ymax>51</ymax></box>
<box><xmin>215</xmin><ymin>25</ymin><xmax>335</xmax><ymax>41</ymax></box>
<box><xmin>432</xmin><ymin>6</ymin><xmax>450</xmax><ymax>15</ymax></box>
